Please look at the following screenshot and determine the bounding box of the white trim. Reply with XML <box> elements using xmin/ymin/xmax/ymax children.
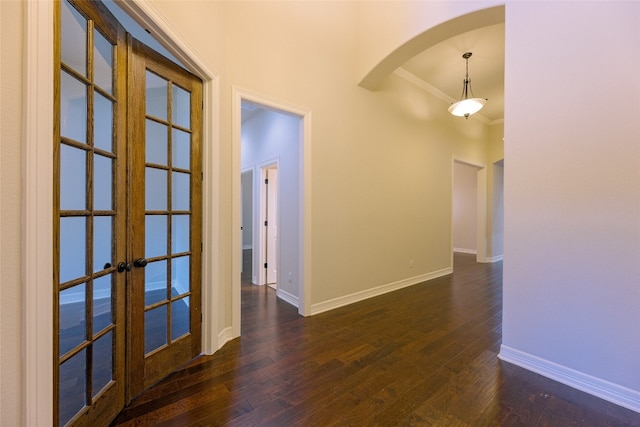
<box><xmin>232</xmin><ymin>87</ymin><xmax>313</xmax><ymax>337</ymax></box>
<box><xmin>200</xmin><ymin>76</ymin><xmax>221</xmax><ymax>355</ymax></box>
<box><xmin>277</xmin><ymin>288</ymin><xmax>299</xmax><ymax>308</ymax></box>
<box><xmin>310</xmin><ymin>267</ymin><xmax>452</xmax><ymax>316</ymax></box>
<box><xmin>114</xmin><ymin>0</ymin><xmax>215</xmax><ymax>79</ymax></box>
<box><xmin>487</xmin><ymin>254</ymin><xmax>503</xmax><ymax>263</ymax></box>
<box><xmin>217</xmin><ymin>327</ymin><xmax>234</xmax><ymax>350</ymax></box>
<box><xmin>499</xmin><ymin>345</ymin><xmax>640</xmax><ymax>414</ymax></box>
<box><xmin>453</xmin><ymin>248</ymin><xmax>477</xmax><ymax>255</ymax></box>
<box><xmin>24</xmin><ymin>2</ymin><xmax>54</xmax><ymax>424</ymax></box>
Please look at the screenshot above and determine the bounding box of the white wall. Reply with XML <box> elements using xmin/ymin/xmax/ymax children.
<box><xmin>241</xmin><ymin>109</ymin><xmax>301</xmax><ymax>299</ymax></box>
<box><xmin>453</xmin><ymin>161</ymin><xmax>479</xmax><ymax>253</ymax></box>
<box><xmin>502</xmin><ymin>0</ymin><xmax>640</xmax><ymax>407</ymax></box>
<box><xmin>241</xmin><ymin>171</ymin><xmax>253</xmax><ymax>249</ymax></box>
<box><xmin>491</xmin><ymin>160</ymin><xmax>504</xmax><ymax>259</ymax></box>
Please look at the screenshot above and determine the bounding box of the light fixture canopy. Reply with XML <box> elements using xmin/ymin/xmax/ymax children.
<box><xmin>448</xmin><ymin>52</ymin><xmax>487</xmax><ymax>119</ymax></box>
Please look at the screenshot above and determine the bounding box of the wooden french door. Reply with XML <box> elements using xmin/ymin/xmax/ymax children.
<box><xmin>127</xmin><ymin>38</ymin><xmax>202</xmax><ymax>398</ymax></box>
<box><xmin>54</xmin><ymin>1</ymin><xmax>202</xmax><ymax>425</ymax></box>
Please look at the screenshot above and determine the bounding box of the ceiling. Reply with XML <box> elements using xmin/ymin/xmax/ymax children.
<box><xmin>400</xmin><ymin>23</ymin><xmax>505</xmax><ymax>123</ymax></box>
<box><xmin>241</xmin><ymin>23</ymin><xmax>505</xmax><ymax>125</ymax></box>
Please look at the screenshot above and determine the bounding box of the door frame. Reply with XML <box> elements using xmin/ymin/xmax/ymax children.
<box><xmin>24</xmin><ymin>1</ymin><xmax>219</xmax><ymax>422</ymax></box>
<box><xmin>451</xmin><ymin>158</ymin><xmax>488</xmax><ymax>265</ymax></box>
<box><xmin>232</xmin><ymin>87</ymin><xmax>312</xmax><ymax>337</ymax></box>
<box><xmin>258</xmin><ymin>161</ymin><xmax>279</xmax><ymax>289</ymax></box>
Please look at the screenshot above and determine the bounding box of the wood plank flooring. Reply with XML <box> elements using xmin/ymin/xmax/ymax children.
<box><xmin>111</xmin><ymin>253</ymin><xmax>640</xmax><ymax>426</ymax></box>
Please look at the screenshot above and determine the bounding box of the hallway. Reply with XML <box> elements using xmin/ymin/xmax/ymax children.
<box><xmin>112</xmin><ymin>254</ymin><xmax>640</xmax><ymax>425</ymax></box>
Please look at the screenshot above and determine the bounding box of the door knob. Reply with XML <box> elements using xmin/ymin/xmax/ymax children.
<box><xmin>117</xmin><ymin>262</ymin><xmax>132</xmax><ymax>273</ymax></box>
<box><xmin>133</xmin><ymin>258</ymin><xmax>148</xmax><ymax>268</ymax></box>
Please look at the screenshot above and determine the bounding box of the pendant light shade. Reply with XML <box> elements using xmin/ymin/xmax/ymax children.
<box><xmin>449</xmin><ymin>52</ymin><xmax>487</xmax><ymax>119</ymax></box>
<box><xmin>448</xmin><ymin>98</ymin><xmax>487</xmax><ymax>117</ymax></box>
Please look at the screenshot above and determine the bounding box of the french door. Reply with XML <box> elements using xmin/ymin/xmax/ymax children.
<box><xmin>54</xmin><ymin>1</ymin><xmax>202</xmax><ymax>425</ymax></box>
<box><xmin>127</xmin><ymin>37</ymin><xmax>202</xmax><ymax>397</ymax></box>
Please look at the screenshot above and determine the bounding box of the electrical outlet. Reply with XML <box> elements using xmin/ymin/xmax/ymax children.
<box><xmin>409</xmin><ymin>259</ymin><xmax>414</xmax><ymax>268</ymax></box>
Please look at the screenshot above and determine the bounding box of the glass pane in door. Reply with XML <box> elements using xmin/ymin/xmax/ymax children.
<box><xmin>60</xmin><ymin>145</ymin><xmax>86</xmax><ymax>210</ymax></box>
<box><xmin>94</xmin><ymin>93</ymin><xmax>113</xmax><ymax>152</ymax></box>
<box><xmin>61</xmin><ymin>0</ymin><xmax>87</xmax><ymax>76</ymax></box>
<box><xmin>93</xmin><ymin>29</ymin><xmax>113</xmax><ymax>94</ymax></box>
<box><xmin>145</xmin><ymin>168</ymin><xmax>167</xmax><ymax>210</ymax></box>
<box><xmin>92</xmin><ymin>331</ymin><xmax>113</xmax><ymax>397</ymax></box>
<box><xmin>171</xmin><ymin>256</ymin><xmax>189</xmax><ymax>297</ymax></box>
<box><xmin>172</xmin><ymin>85</ymin><xmax>190</xmax><ymax>128</ymax></box>
<box><xmin>145</xmin><ymin>260</ymin><xmax>167</xmax><ymax>306</ymax></box>
<box><xmin>145</xmin><ymin>71</ymin><xmax>167</xmax><ymax>120</ymax></box>
<box><xmin>144</xmin><ymin>305</ymin><xmax>168</xmax><ymax>354</ymax></box>
<box><xmin>60</xmin><ymin>217</ymin><xmax>87</xmax><ymax>283</ymax></box>
<box><xmin>171</xmin><ymin>297</ymin><xmax>190</xmax><ymax>340</ymax></box>
<box><xmin>94</xmin><ymin>154</ymin><xmax>113</xmax><ymax>210</ymax></box>
<box><xmin>60</xmin><ymin>71</ymin><xmax>87</xmax><ymax>143</ymax></box>
<box><xmin>172</xmin><ymin>129</ymin><xmax>190</xmax><ymax>169</ymax></box>
<box><xmin>93</xmin><ymin>274</ymin><xmax>112</xmax><ymax>333</ymax></box>
<box><xmin>59</xmin><ymin>283</ymin><xmax>87</xmax><ymax>356</ymax></box>
<box><xmin>59</xmin><ymin>349</ymin><xmax>87</xmax><ymax>426</ymax></box>
<box><xmin>146</xmin><ymin>120</ymin><xmax>168</xmax><ymax>165</ymax></box>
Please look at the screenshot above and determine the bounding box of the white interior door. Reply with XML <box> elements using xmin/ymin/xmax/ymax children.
<box><xmin>266</xmin><ymin>167</ymin><xmax>278</xmax><ymax>286</ymax></box>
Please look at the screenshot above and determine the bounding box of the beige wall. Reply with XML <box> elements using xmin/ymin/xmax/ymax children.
<box><xmin>453</xmin><ymin>162</ymin><xmax>480</xmax><ymax>253</ymax></box>
<box><xmin>487</xmin><ymin>122</ymin><xmax>504</xmax><ymax>258</ymax></box>
<box><xmin>1</xmin><ymin>1</ymin><xmax>24</xmax><ymax>424</ymax></box>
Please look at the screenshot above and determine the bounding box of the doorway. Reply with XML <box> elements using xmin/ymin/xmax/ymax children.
<box><xmin>236</xmin><ymin>94</ymin><xmax>308</xmax><ymax>329</ymax></box>
<box><xmin>54</xmin><ymin>1</ymin><xmax>202</xmax><ymax>425</ymax></box>
<box><xmin>452</xmin><ymin>160</ymin><xmax>487</xmax><ymax>263</ymax></box>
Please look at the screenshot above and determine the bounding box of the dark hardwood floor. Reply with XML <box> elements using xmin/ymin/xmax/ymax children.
<box><xmin>111</xmin><ymin>252</ymin><xmax>640</xmax><ymax>426</ymax></box>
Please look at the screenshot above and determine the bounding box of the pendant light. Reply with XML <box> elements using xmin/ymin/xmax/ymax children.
<box><xmin>448</xmin><ymin>52</ymin><xmax>487</xmax><ymax>119</ymax></box>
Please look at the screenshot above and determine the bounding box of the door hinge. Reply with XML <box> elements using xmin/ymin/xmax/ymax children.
<box><xmin>264</xmin><ymin>178</ymin><xmax>268</xmax><ymax>185</ymax></box>
<box><xmin>264</xmin><ymin>220</ymin><xmax>268</xmax><ymax>226</ymax></box>
<box><xmin>264</xmin><ymin>263</ymin><xmax>268</xmax><ymax>269</ymax></box>
<box><xmin>201</xmin><ymin>171</ymin><xmax>204</xmax><ymax>181</ymax></box>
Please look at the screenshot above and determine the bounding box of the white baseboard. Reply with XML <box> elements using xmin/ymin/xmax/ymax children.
<box><xmin>216</xmin><ymin>326</ymin><xmax>234</xmax><ymax>350</ymax></box>
<box><xmin>498</xmin><ymin>345</ymin><xmax>640</xmax><ymax>413</ymax></box>
<box><xmin>277</xmin><ymin>288</ymin><xmax>299</xmax><ymax>308</ymax></box>
<box><xmin>487</xmin><ymin>254</ymin><xmax>503</xmax><ymax>262</ymax></box>
<box><xmin>453</xmin><ymin>248</ymin><xmax>477</xmax><ymax>254</ymax></box>
<box><xmin>310</xmin><ymin>267</ymin><xmax>452</xmax><ymax>316</ymax></box>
